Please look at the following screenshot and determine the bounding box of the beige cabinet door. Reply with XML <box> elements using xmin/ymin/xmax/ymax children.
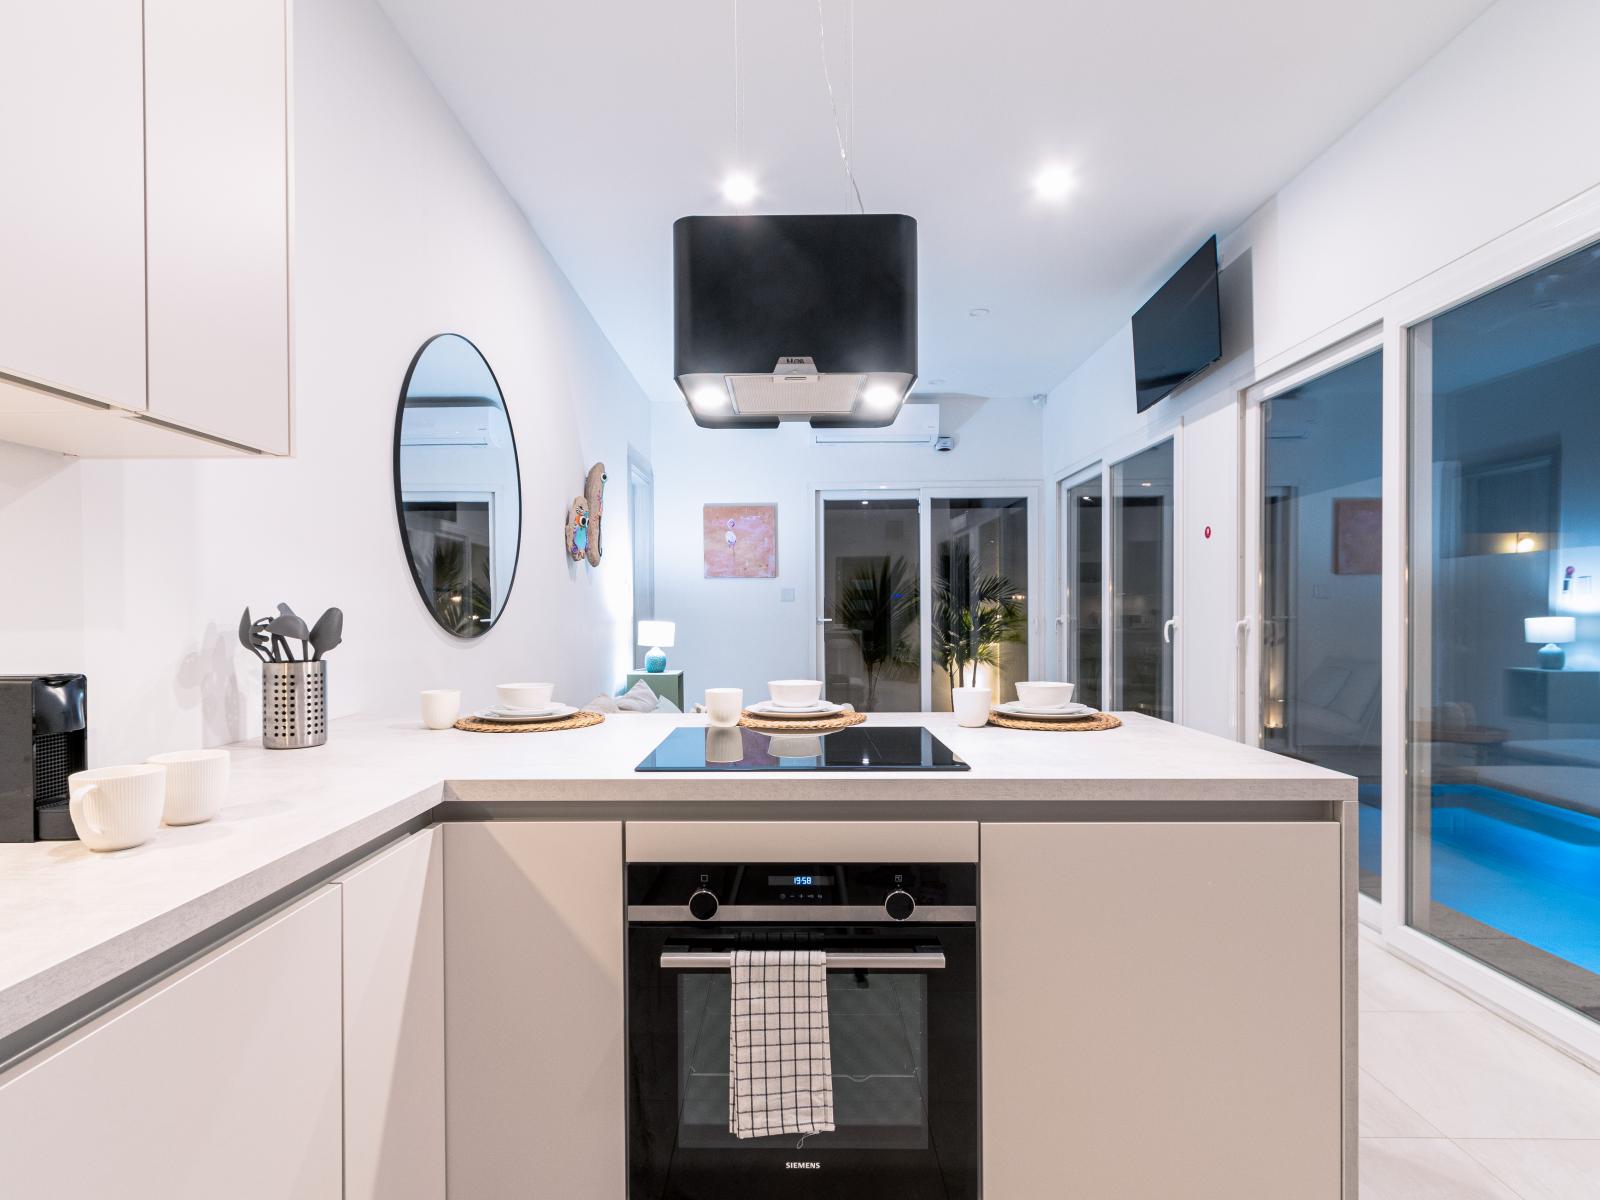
<box><xmin>144</xmin><ymin>0</ymin><xmax>291</xmax><ymax>453</ymax></box>
<box><xmin>445</xmin><ymin>821</ymin><xmax>625</xmax><ymax>1198</ymax></box>
<box><xmin>0</xmin><ymin>888</ymin><xmax>343</xmax><ymax>1198</ymax></box>
<box><xmin>982</xmin><ymin>821</ymin><xmax>1344</xmax><ymax>1200</ymax></box>
<box><xmin>0</xmin><ymin>1</ymin><xmax>146</xmax><ymax>409</ymax></box>
<box><xmin>337</xmin><ymin>829</ymin><xmax>445</xmax><ymax>1200</ymax></box>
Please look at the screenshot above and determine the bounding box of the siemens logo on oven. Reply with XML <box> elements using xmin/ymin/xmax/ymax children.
<box><xmin>784</xmin><ymin>1161</ymin><xmax>821</xmax><ymax>1170</ymax></box>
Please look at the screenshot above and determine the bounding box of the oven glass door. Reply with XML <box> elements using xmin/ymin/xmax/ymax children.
<box><xmin>628</xmin><ymin>924</ymin><xmax>978</xmax><ymax>1200</ymax></box>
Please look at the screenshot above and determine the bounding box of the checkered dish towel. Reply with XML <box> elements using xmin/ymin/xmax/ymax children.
<box><xmin>728</xmin><ymin>949</ymin><xmax>836</xmax><ymax>1139</ymax></box>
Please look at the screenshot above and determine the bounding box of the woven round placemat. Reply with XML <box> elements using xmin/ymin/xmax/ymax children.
<box><xmin>739</xmin><ymin>709</ymin><xmax>868</xmax><ymax>734</ymax></box>
<box><xmin>988</xmin><ymin>712</ymin><xmax>1122</xmax><ymax>733</ymax></box>
<box><xmin>453</xmin><ymin>710</ymin><xmax>606</xmax><ymax>733</ymax></box>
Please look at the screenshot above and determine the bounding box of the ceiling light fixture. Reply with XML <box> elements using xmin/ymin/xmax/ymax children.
<box><xmin>969</xmin><ymin>307</ymin><xmax>990</xmax><ymax>318</ymax></box>
<box><xmin>1032</xmin><ymin>163</ymin><xmax>1076</xmax><ymax>203</ymax></box>
<box><xmin>861</xmin><ymin>383</ymin><xmax>901</xmax><ymax>410</ymax></box>
<box><xmin>720</xmin><ymin>172</ymin><xmax>758</xmax><ymax>206</ymax></box>
<box><xmin>689</xmin><ymin>383</ymin><xmax>729</xmax><ymax>413</ymax></box>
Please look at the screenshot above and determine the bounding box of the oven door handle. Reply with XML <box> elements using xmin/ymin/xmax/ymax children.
<box><xmin>658</xmin><ymin>950</ymin><xmax>946</xmax><ymax>971</ymax></box>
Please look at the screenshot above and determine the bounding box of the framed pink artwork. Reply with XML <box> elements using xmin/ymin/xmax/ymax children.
<box><xmin>704</xmin><ymin>504</ymin><xmax>777</xmax><ymax>578</ymax></box>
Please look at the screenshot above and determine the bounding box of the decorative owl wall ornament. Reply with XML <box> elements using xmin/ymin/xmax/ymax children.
<box><xmin>564</xmin><ymin>496</ymin><xmax>590</xmax><ymax>561</ymax></box>
<box><xmin>584</xmin><ymin>462</ymin><xmax>606</xmax><ymax>566</ymax></box>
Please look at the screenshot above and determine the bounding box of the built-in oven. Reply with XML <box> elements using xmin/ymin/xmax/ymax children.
<box><xmin>627</xmin><ymin>862</ymin><xmax>978</xmax><ymax>1199</ymax></box>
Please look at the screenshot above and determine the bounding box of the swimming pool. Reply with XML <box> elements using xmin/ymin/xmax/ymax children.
<box><xmin>1359</xmin><ymin>783</ymin><xmax>1600</xmax><ymax>974</ymax></box>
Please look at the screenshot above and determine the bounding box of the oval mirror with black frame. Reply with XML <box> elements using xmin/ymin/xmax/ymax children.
<box><xmin>394</xmin><ymin>334</ymin><xmax>522</xmax><ymax>638</ymax></box>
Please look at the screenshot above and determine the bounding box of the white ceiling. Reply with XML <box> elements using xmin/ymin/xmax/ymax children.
<box><xmin>377</xmin><ymin>0</ymin><xmax>1495</xmax><ymax>406</ymax></box>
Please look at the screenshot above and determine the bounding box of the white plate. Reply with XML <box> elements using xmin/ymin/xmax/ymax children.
<box><xmin>746</xmin><ymin>700</ymin><xmax>846</xmax><ymax>719</ymax></box>
<box><xmin>995</xmin><ymin>700</ymin><xmax>1096</xmax><ymax>720</ymax></box>
<box><xmin>485</xmin><ymin>702</ymin><xmax>562</xmax><ymax>718</ymax></box>
<box><xmin>471</xmin><ymin>703</ymin><xmax>578</xmax><ymax>724</ymax></box>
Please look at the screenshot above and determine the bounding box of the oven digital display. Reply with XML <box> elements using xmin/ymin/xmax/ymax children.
<box><xmin>768</xmin><ymin>874</ymin><xmax>834</xmax><ymax>887</ymax></box>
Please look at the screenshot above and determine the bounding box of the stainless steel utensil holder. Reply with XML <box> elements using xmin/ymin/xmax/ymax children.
<box><xmin>263</xmin><ymin>661</ymin><xmax>327</xmax><ymax>749</ymax></box>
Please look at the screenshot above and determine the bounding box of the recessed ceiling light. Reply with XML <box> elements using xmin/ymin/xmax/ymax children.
<box><xmin>926</xmin><ymin>377</ymin><xmax>945</xmax><ymax>386</ymax></box>
<box><xmin>1032</xmin><ymin>164</ymin><xmax>1075</xmax><ymax>202</ymax></box>
<box><xmin>720</xmin><ymin>171</ymin><xmax>758</xmax><ymax>205</ymax></box>
<box><xmin>968</xmin><ymin>307</ymin><xmax>990</xmax><ymax>318</ymax></box>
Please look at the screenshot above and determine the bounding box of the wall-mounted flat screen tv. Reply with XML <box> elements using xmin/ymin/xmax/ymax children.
<box><xmin>1132</xmin><ymin>235</ymin><xmax>1222</xmax><ymax>413</ymax></box>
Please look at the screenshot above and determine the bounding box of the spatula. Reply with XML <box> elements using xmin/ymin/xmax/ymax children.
<box><xmin>308</xmin><ymin>607</ymin><xmax>343</xmax><ymax>660</ymax></box>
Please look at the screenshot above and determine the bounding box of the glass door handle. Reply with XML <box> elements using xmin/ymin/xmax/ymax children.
<box><xmin>660</xmin><ymin>951</ymin><xmax>946</xmax><ymax>971</ymax></box>
<box><xmin>816</xmin><ymin>617</ymin><xmax>833</xmax><ymax>624</ymax></box>
<box><xmin>1163</xmin><ymin>618</ymin><xmax>1177</xmax><ymax>644</ymax></box>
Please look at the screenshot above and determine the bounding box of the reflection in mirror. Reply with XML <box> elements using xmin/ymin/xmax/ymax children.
<box><xmin>394</xmin><ymin>334</ymin><xmax>521</xmax><ymax>637</ymax></box>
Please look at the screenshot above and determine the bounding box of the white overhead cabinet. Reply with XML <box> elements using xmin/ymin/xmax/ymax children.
<box><xmin>0</xmin><ymin>2</ymin><xmax>147</xmax><ymax>411</ymax></box>
<box><xmin>0</xmin><ymin>888</ymin><xmax>343</xmax><ymax>1199</ymax></box>
<box><xmin>0</xmin><ymin>0</ymin><xmax>291</xmax><ymax>457</ymax></box>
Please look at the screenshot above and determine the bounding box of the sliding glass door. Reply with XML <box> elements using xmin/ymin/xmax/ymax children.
<box><xmin>818</xmin><ymin>489</ymin><xmax>1037</xmax><ymax>711</ymax></box>
<box><xmin>820</xmin><ymin>495</ymin><xmax>921</xmax><ymax>712</ymax></box>
<box><xmin>1111</xmin><ymin>441</ymin><xmax>1175</xmax><ymax>719</ymax></box>
<box><xmin>1409</xmin><ymin>239</ymin><xmax>1600</xmax><ymax>1018</ymax></box>
<box><xmin>1260</xmin><ymin>351</ymin><xmax>1384</xmax><ymax>898</ymax></box>
<box><xmin>930</xmin><ymin>497</ymin><xmax>1031</xmax><ymax>711</ymax></box>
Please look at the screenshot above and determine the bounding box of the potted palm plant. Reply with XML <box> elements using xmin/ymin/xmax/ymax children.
<box><xmin>932</xmin><ymin>547</ymin><xmax>1025</xmax><ymax>697</ymax></box>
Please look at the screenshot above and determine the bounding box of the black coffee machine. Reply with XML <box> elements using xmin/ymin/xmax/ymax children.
<box><xmin>0</xmin><ymin>675</ymin><xmax>87</xmax><ymax>842</ymax></box>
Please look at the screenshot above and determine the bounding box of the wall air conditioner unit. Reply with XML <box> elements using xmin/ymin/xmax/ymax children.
<box><xmin>811</xmin><ymin>402</ymin><xmax>939</xmax><ymax>446</ymax></box>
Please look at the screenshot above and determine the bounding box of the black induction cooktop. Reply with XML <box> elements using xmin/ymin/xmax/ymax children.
<box><xmin>635</xmin><ymin>725</ymin><xmax>970</xmax><ymax>772</ymax></box>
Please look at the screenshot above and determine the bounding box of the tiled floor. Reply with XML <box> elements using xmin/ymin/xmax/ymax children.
<box><xmin>1359</xmin><ymin>928</ymin><xmax>1600</xmax><ymax>1198</ymax></box>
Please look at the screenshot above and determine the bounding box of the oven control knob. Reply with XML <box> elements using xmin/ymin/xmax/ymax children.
<box><xmin>884</xmin><ymin>890</ymin><xmax>916</xmax><ymax>922</ymax></box>
<box><xmin>688</xmin><ymin>889</ymin><xmax>719</xmax><ymax>921</ymax></box>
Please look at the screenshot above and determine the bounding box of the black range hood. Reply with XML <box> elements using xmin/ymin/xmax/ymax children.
<box><xmin>673</xmin><ymin>213</ymin><xmax>917</xmax><ymax>429</ymax></box>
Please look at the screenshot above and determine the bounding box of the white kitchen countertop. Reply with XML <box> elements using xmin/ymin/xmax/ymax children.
<box><xmin>0</xmin><ymin>710</ymin><xmax>1352</xmax><ymax>1053</ymax></box>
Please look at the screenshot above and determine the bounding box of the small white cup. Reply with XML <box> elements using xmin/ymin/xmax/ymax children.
<box><xmin>68</xmin><ymin>765</ymin><xmax>165</xmax><ymax>852</ymax></box>
<box><xmin>705</xmin><ymin>688</ymin><xmax>743</xmax><ymax>728</ymax></box>
<box><xmin>147</xmin><ymin>749</ymin><xmax>230</xmax><ymax>825</ymax></box>
<box><xmin>768</xmin><ymin>679</ymin><xmax>823</xmax><ymax>708</ymax></box>
<box><xmin>497</xmin><ymin>682</ymin><xmax>554</xmax><ymax>710</ymax></box>
<box><xmin>421</xmin><ymin>689</ymin><xmax>461</xmax><ymax>730</ymax></box>
<box><xmin>952</xmin><ymin>686</ymin><xmax>992</xmax><ymax>728</ymax></box>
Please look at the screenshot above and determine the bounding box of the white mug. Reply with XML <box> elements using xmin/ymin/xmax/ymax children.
<box><xmin>421</xmin><ymin>689</ymin><xmax>461</xmax><ymax>730</ymax></box>
<box><xmin>148</xmin><ymin>749</ymin><xmax>230</xmax><ymax>825</ymax></box>
<box><xmin>68</xmin><ymin>765</ymin><xmax>165</xmax><ymax>852</ymax></box>
<box><xmin>705</xmin><ymin>688</ymin><xmax>743</xmax><ymax>728</ymax></box>
<box><xmin>952</xmin><ymin>686</ymin><xmax>992</xmax><ymax>729</ymax></box>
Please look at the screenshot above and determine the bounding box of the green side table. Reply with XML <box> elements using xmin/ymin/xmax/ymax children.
<box><xmin>626</xmin><ymin>669</ymin><xmax>685</xmax><ymax>711</ymax></box>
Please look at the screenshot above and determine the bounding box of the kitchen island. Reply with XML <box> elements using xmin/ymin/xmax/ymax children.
<box><xmin>0</xmin><ymin>711</ymin><xmax>1356</xmax><ymax>1199</ymax></box>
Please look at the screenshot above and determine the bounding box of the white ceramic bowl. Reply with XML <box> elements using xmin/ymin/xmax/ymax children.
<box><xmin>768</xmin><ymin>679</ymin><xmax>823</xmax><ymax>708</ymax></box>
<box><xmin>497</xmin><ymin>682</ymin><xmax>554</xmax><ymax>710</ymax></box>
<box><xmin>1015</xmin><ymin>681</ymin><xmax>1075</xmax><ymax>709</ymax></box>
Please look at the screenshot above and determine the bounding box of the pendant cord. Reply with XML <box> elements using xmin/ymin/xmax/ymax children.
<box><xmin>817</xmin><ymin>0</ymin><xmax>865</xmax><ymax>214</ymax></box>
<box><xmin>733</xmin><ymin>0</ymin><xmax>743</xmax><ymax>164</ymax></box>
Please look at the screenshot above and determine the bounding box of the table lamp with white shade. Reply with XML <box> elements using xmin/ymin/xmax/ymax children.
<box><xmin>638</xmin><ymin>620</ymin><xmax>676</xmax><ymax>673</ymax></box>
<box><xmin>1525</xmin><ymin>616</ymin><xmax>1576</xmax><ymax>670</ymax></box>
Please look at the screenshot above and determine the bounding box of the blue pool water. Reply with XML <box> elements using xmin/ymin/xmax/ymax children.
<box><xmin>1359</xmin><ymin>785</ymin><xmax>1600</xmax><ymax>973</ymax></box>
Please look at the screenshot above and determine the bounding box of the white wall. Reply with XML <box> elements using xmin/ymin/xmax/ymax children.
<box><xmin>1041</xmin><ymin>0</ymin><xmax>1600</xmax><ymax>737</ymax></box>
<box><xmin>652</xmin><ymin>396</ymin><xmax>1044</xmax><ymax>704</ymax></box>
<box><xmin>0</xmin><ymin>0</ymin><xmax>650</xmax><ymax>765</ymax></box>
